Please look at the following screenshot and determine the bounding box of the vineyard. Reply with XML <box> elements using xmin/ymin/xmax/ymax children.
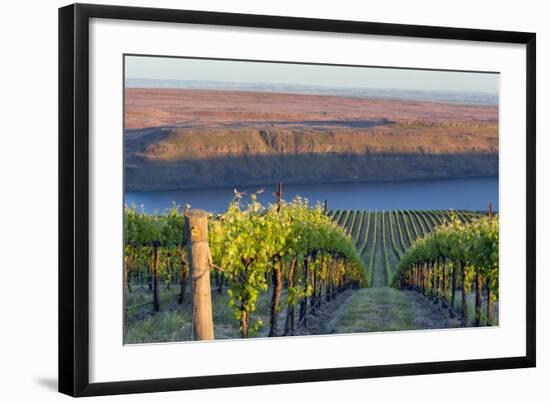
<box><xmin>124</xmin><ymin>196</ymin><xmax>498</xmax><ymax>343</ymax></box>
<box><xmin>329</xmin><ymin>207</ymin><xmax>498</xmax><ymax>328</ymax></box>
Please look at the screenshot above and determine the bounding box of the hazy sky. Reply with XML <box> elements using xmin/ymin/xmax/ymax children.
<box><xmin>125</xmin><ymin>55</ymin><xmax>499</xmax><ymax>94</ymax></box>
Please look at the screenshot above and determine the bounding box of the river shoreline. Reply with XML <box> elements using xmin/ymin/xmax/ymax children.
<box><xmin>125</xmin><ymin>173</ymin><xmax>498</xmax><ymax>193</ymax></box>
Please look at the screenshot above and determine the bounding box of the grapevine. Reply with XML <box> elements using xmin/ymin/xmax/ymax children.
<box><xmin>392</xmin><ymin>214</ymin><xmax>498</xmax><ymax>326</ymax></box>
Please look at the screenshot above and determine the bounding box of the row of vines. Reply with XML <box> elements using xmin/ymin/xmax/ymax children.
<box><xmin>329</xmin><ymin>208</ymin><xmax>486</xmax><ymax>287</ymax></box>
<box><xmin>392</xmin><ymin>215</ymin><xmax>498</xmax><ymax>326</ymax></box>
<box><xmin>124</xmin><ymin>196</ymin><xmax>366</xmax><ymax>338</ymax></box>
<box><xmin>328</xmin><ymin>207</ymin><xmax>497</xmax><ymax>326</ymax></box>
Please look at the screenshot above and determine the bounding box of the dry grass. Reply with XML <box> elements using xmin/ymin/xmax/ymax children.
<box><xmin>124</xmin><ymin>285</ymin><xmax>289</xmax><ymax>344</ymax></box>
<box><xmin>125</xmin><ymin>88</ymin><xmax>498</xmax><ymax>130</ymax></box>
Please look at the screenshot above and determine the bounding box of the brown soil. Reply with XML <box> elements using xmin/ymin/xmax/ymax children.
<box><xmin>293</xmin><ymin>290</ymin><xmax>356</xmax><ymax>336</ymax></box>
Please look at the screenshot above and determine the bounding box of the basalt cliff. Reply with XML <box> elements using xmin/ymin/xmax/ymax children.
<box><xmin>124</xmin><ymin>88</ymin><xmax>498</xmax><ymax>191</ymax></box>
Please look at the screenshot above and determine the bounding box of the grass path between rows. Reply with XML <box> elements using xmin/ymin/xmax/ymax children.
<box><xmin>371</xmin><ymin>213</ymin><xmax>387</xmax><ymax>287</ymax></box>
<box><xmin>330</xmin><ymin>287</ymin><xmax>462</xmax><ymax>334</ymax></box>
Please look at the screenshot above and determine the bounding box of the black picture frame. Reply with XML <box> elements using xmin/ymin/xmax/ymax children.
<box><xmin>59</xmin><ymin>3</ymin><xmax>536</xmax><ymax>397</ymax></box>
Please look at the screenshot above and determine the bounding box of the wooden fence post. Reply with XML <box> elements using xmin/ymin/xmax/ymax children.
<box><xmin>274</xmin><ymin>182</ymin><xmax>283</xmax><ymax>212</ymax></box>
<box><xmin>185</xmin><ymin>209</ymin><xmax>214</xmax><ymax>341</ymax></box>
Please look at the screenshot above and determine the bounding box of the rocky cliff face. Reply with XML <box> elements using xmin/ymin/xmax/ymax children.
<box><xmin>123</xmin><ymin>89</ymin><xmax>499</xmax><ymax>191</ymax></box>
<box><xmin>125</xmin><ymin>123</ymin><xmax>498</xmax><ymax>191</ymax></box>
<box><xmin>140</xmin><ymin>122</ymin><xmax>498</xmax><ymax>161</ymax></box>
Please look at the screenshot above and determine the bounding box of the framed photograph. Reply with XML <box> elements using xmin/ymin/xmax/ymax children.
<box><xmin>58</xmin><ymin>3</ymin><xmax>536</xmax><ymax>397</ymax></box>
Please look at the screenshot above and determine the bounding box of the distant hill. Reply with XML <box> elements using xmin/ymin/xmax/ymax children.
<box><xmin>125</xmin><ymin>79</ymin><xmax>499</xmax><ymax>106</ymax></box>
<box><xmin>124</xmin><ymin>88</ymin><xmax>498</xmax><ymax>191</ymax></box>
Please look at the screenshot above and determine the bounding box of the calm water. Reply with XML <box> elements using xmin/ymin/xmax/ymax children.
<box><xmin>125</xmin><ymin>176</ymin><xmax>498</xmax><ymax>214</ymax></box>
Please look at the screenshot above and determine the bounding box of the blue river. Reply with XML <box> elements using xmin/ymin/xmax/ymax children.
<box><xmin>125</xmin><ymin>176</ymin><xmax>499</xmax><ymax>214</ymax></box>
